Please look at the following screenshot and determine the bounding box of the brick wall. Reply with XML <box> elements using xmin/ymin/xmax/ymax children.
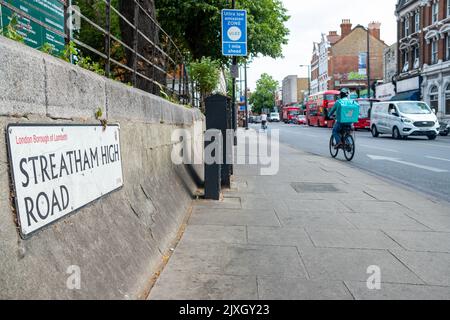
<box><xmin>330</xmin><ymin>27</ymin><xmax>386</xmax><ymax>88</ymax></box>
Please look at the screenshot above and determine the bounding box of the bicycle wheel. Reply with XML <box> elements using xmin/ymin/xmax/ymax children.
<box><xmin>343</xmin><ymin>134</ymin><xmax>355</xmax><ymax>161</ymax></box>
<box><xmin>329</xmin><ymin>136</ymin><xmax>338</xmax><ymax>158</ymax></box>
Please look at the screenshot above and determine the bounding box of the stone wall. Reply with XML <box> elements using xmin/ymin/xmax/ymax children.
<box><xmin>0</xmin><ymin>36</ymin><xmax>204</xmax><ymax>299</ymax></box>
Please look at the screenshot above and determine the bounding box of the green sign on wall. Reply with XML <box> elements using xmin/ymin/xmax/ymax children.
<box><xmin>1</xmin><ymin>0</ymin><xmax>65</xmax><ymax>54</ymax></box>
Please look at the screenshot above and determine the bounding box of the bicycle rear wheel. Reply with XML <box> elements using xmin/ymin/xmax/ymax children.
<box><xmin>343</xmin><ymin>134</ymin><xmax>355</xmax><ymax>161</ymax></box>
<box><xmin>329</xmin><ymin>136</ymin><xmax>338</xmax><ymax>158</ymax></box>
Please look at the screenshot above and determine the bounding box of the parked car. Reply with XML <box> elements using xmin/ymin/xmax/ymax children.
<box><xmin>248</xmin><ymin>116</ymin><xmax>256</xmax><ymax>124</ymax></box>
<box><xmin>254</xmin><ymin>116</ymin><xmax>262</xmax><ymax>124</ymax></box>
<box><xmin>297</xmin><ymin>114</ymin><xmax>307</xmax><ymax>125</ymax></box>
<box><xmin>439</xmin><ymin>120</ymin><xmax>450</xmax><ymax>136</ymax></box>
<box><xmin>269</xmin><ymin>112</ymin><xmax>281</xmax><ymax>122</ymax></box>
<box><xmin>370</xmin><ymin>101</ymin><xmax>439</xmax><ymax>140</ymax></box>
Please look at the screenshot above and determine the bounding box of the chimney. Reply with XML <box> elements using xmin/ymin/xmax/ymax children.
<box><xmin>327</xmin><ymin>31</ymin><xmax>341</xmax><ymax>44</ymax></box>
<box><xmin>340</xmin><ymin>19</ymin><xmax>352</xmax><ymax>38</ymax></box>
<box><xmin>368</xmin><ymin>21</ymin><xmax>381</xmax><ymax>40</ymax></box>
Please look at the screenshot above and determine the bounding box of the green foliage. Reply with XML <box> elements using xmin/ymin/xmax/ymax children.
<box><xmin>77</xmin><ymin>56</ymin><xmax>106</xmax><ymax>76</ymax></box>
<box><xmin>94</xmin><ymin>107</ymin><xmax>103</xmax><ymax>120</ymax></box>
<box><xmin>60</xmin><ymin>41</ymin><xmax>78</xmax><ymax>62</ymax></box>
<box><xmin>94</xmin><ymin>107</ymin><xmax>108</xmax><ymax>130</ymax></box>
<box><xmin>2</xmin><ymin>15</ymin><xmax>25</xmax><ymax>43</ymax></box>
<box><xmin>157</xmin><ymin>83</ymin><xmax>178</xmax><ymax>104</ymax></box>
<box><xmin>72</xmin><ymin>0</ymin><xmax>121</xmax><ymax>59</ymax></box>
<box><xmin>189</xmin><ymin>57</ymin><xmax>221</xmax><ymax>97</ymax></box>
<box><xmin>40</xmin><ymin>43</ymin><xmax>54</xmax><ymax>55</ymax></box>
<box><xmin>155</xmin><ymin>0</ymin><xmax>290</xmax><ymax>64</ymax></box>
<box><xmin>249</xmin><ymin>73</ymin><xmax>278</xmax><ymax>114</ymax></box>
<box><xmin>59</xmin><ymin>41</ymin><xmax>106</xmax><ymax>77</ymax></box>
<box><xmin>189</xmin><ymin>57</ymin><xmax>221</xmax><ymax>109</ymax></box>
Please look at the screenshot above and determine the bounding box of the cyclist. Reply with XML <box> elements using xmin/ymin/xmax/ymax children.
<box><xmin>261</xmin><ymin>113</ymin><xmax>268</xmax><ymax>130</ymax></box>
<box><xmin>328</xmin><ymin>88</ymin><xmax>353</xmax><ymax>149</ymax></box>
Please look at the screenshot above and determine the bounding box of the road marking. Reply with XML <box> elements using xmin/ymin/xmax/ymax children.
<box><xmin>360</xmin><ymin>144</ymin><xmax>399</xmax><ymax>153</ymax></box>
<box><xmin>367</xmin><ymin>154</ymin><xmax>449</xmax><ymax>173</ymax></box>
<box><xmin>412</xmin><ymin>142</ymin><xmax>450</xmax><ymax>150</ymax></box>
<box><xmin>426</xmin><ymin>156</ymin><xmax>450</xmax><ymax>162</ymax></box>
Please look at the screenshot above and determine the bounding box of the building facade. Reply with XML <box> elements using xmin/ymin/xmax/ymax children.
<box><xmin>310</xmin><ymin>43</ymin><xmax>320</xmax><ymax>94</ymax></box>
<box><xmin>309</xmin><ymin>19</ymin><xmax>387</xmax><ymax>97</ymax></box>
<box><xmin>384</xmin><ymin>43</ymin><xmax>398</xmax><ymax>83</ymax></box>
<box><xmin>282</xmin><ymin>75</ymin><xmax>298</xmax><ymax>105</ymax></box>
<box><xmin>396</xmin><ymin>0</ymin><xmax>450</xmax><ymax>119</ymax></box>
<box><xmin>297</xmin><ymin>78</ymin><xmax>309</xmax><ymax>104</ymax></box>
<box><xmin>318</xmin><ymin>33</ymin><xmax>331</xmax><ymax>92</ymax></box>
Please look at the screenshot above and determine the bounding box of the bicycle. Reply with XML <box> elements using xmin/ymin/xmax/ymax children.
<box><xmin>261</xmin><ymin>121</ymin><xmax>268</xmax><ymax>131</ymax></box>
<box><xmin>329</xmin><ymin>123</ymin><xmax>356</xmax><ymax>161</ymax></box>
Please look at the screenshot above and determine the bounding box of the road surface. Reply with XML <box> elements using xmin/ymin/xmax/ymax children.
<box><xmin>256</xmin><ymin>122</ymin><xmax>450</xmax><ymax>202</ymax></box>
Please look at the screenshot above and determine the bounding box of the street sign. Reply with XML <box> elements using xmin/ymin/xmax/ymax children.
<box><xmin>222</xmin><ymin>9</ymin><xmax>247</xmax><ymax>56</ymax></box>
<box><xmin>7</xmin><ymin>124</ymin><xmax>124</xmax><ymax>238</ymax></box>
<box><xmin>358</xmin><ymin>52</ymin><xmax>367</xmax><ymax>75</ymax></box>
<box><xmin>1</xmin><ymin>0</ymin><xmax>65</xmax><ymax>54</ymax></box>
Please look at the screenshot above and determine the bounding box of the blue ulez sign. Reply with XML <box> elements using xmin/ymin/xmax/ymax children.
<box><xmin>222</xmin><ymin>9</ymin><xmax>247</xmax><ymax>57</ymax></box>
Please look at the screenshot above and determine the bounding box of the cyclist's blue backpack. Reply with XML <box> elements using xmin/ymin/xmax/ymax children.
<box><xmin>339</xmin><ymin>99</ymin><xmax>360</xmax><ymax>124</ymax></box>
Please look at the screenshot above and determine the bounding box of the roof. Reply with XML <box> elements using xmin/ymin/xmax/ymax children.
<box><xmin>331</xmin><ymin>25</ymin><xmax>387</xmax><ymax>47</ymax></box>
<box><xmin>396</xmin><ymin>0</ymin><xmax>418</xmax><ymax>11</ymax></box>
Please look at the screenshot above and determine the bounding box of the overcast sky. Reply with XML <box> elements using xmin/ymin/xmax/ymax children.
<box><xmin>246</xmin><ymin>0</ymin><xmax>398</xmax><ymax>91</ymax></box>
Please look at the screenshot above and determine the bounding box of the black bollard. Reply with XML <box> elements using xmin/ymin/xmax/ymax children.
<box><xmin>204</xmin><ymin>94</ymin><xmax>233</xmax><ymax>200</ymax></box>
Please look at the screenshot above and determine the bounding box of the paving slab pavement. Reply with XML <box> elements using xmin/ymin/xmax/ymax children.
<box><xmin>149</xmin><ymin>134</ymin><xmax>450</xmax><ymax>300</ymax></box>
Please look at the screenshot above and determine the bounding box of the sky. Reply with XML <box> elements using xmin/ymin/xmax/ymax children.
<box><xmin>246</xmin><ymin>0</ymin><xmax>398</xmax><ymax>91</ymax></box>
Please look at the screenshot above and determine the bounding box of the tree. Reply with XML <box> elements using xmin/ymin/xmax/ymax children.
<box><xmin>189</xmin><ymin>57</ymin><xmax>221</xmax><ymax>111</ymax></box>
<box><xmin>155</xmin><ymin>0</ymin><xmax>290</xmax><ymax>64</ymax></box>
<box><xmin>249</xmin><ymin>73</ymin><xmax>278</xmax><ymax>114</ymax></box>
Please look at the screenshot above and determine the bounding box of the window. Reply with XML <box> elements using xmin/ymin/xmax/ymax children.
<box><xmin>397</xmin><ymin>102</ymin><xmax>432</xmax><ymax>114</ymax></box>
<box><xmin>432</xmin><ymin>2</ymin><xmax>439</xmax><ymax>24</ymax></box>
<box><xmin>431</xmin><ymin>40</ymin><xmax>438</xmax><ymax>64</ymax></box>
<box><xmin>430</xmin><ymin>86</ymin><xmax>439</xmax><ymax>113</ymax></box>
<box><xmin>413</xmin><ymin>46</ymin><xmax>420</xmax><ymax>68</ymax></box>
<box><xmin>448</xmin><ymin>0</ymin><xmax>450</xmax><ymax>17</ymax></box>
<box><xmin>403</xmin><ymin>51</ymin><xmax>409</xmax><ymax>72</ymax></box>
<box><xmin>415</xmin><ymin>13</ymin><xmax>420</xmax><ymax>32</ymax></box>
<box><xmin>446</xmin><ymin>84</ymin><xmax>450</xmax><ymax>114</ymax></box>
<box><xmin>404</xmin><ymin>17</ymin><xmax>410</xmax><ymax>36</ymax></box>
<box><xmin>447</xmin><ymin>35</ymin><xmax>450</xmax><ymax>60</ymax></box>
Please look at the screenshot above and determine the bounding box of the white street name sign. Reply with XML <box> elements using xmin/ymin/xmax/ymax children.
<box><xmin>7</xmin><ymin>124</ymin><xmax>124</xmax><ymax>238</ymax></box>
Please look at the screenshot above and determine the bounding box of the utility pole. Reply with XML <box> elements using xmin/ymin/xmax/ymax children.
<box><xmin>231</xmin><ymin>0</ymin><xmax>237</xmax><ymax>132</ymax></box>
<box><xmin>367</xmin><ymin>25</ymin><xmax>371</xmax><ymax>98</ymax></box>
<box><xmin>244</xmin><ymin>61</ymin><xmax>248</xmax><ymax>129</ymax></box>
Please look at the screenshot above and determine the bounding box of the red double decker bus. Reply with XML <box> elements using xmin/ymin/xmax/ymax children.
<box><xmin>353</xmin><ymin>98</ymin><xmax>379</xmax><ymax>130</ymax></box>
<box><xmin>306</xmin><ymin>90</ymin><xmax>340</xmax><ymax>128</ymax></box>
<box><xmin>282</xmin><ymin>106</ymin><xmax>301</xmax><ymax>124</ymax></box>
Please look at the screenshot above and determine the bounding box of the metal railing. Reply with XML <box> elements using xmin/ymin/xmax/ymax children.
<box><xmin>0</xmin><ymin>0</ymin><xmax>195</xmax><ymax>106</ymax></box>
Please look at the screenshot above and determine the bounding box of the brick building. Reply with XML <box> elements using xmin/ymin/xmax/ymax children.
<box><xmin>281</xmin><ymin>76</ymin><xmax>309</xmax><ymax>106</ymax></box>
<box><xmin>297</xmin><ymin>78</ymin><xmax>309</xmax><ymax>104</ymax></box>
<box><xmin>396</xmin><ymin>0</ymin><xmax>450</xmax><ymax>119</ymax></box>
<box><xmin>310</xmin><ymin>20</ymin><xmax>387</xmax><ymax>97</ymax></box>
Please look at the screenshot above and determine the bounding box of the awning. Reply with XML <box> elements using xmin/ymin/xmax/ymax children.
<box><xmin>390</xmin><ymin>90</ymin><xmax>421</xmax><ymax>101</ymax></box>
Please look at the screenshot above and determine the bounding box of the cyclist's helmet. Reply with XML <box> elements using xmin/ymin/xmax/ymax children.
<box><xmin>340</xmin><ymin>88</ymin><xmax>350</xmax><ymax>98</ymax></box>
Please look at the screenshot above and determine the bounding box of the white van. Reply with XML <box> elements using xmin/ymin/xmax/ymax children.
<box><xmin>370</xmin><ymin>101</ymin><xmax>440</xmax><ymax>140</ymax></box>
